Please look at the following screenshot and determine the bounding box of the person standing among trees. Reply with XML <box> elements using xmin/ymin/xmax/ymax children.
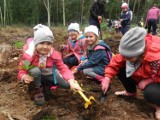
<box><xmin>120</xmin><ymin>2</ymin><xmax>131</xmax><ymax>35</ymax></box>
<box><xmin>102</xmin><ymin>27</ymin><xmax>160</xmax><ymax>120</ymax></box>
<box><xmin>89</xmin><ymin>0</ymin><xmax>106</xmax><ymax>31</ymax></box>
<box><xmin>145</xmin><ymin>4</ymin><xmax>159</xmax><ymax>35</ymax></box>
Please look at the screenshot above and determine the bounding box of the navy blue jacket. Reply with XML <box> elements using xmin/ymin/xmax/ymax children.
<box><xmin>77</xmin><ymin>40</ymin><xmax>112</xmax><ymax>76</ymax></box>
<box><xmin>120</xmin><ymin>10</ymin><xmax>131</xmax><ymax>26</ymax></box>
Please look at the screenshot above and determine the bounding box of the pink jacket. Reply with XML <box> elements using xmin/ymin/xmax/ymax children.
<box><xmin>18</xmin><ymin>38</ymin><xmax>74</xmax><ymax>81</ymax></box>
<box><xmin>146</xmin><ymin>7</ymin><xmax>159</xmax><ymax>24</ymax></box>
<box><xmin>63</xmin><ymin>34</ymin><xmax>87</xmax><ymax>64</ymax></box>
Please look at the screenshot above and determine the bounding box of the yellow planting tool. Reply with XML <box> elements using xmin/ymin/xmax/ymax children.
<box><xmin>75</xmin><ymin>81</ymin><xmax>96</xmax><ymax>109</ymax></box>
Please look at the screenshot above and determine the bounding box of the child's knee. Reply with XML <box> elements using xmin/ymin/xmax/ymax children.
<box><xmin>29</xmin><ymin>67</ymin><xmax>41</xmax><ymax>77</ymax></box>
<box><xmin>83</xmin><ymin>69</ymin><xmax>89</xmax><ymax>76</ymax></box>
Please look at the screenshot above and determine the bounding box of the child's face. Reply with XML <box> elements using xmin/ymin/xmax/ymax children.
<box><xmin>85</xmin><ymin>32</ymin><xmax>97</xmax><ymax>45</ymax></box>
<box><xmin>124</xmin><ymin>55</ymin><xmax>142</xmax><ymax>63</ymax></box>
<box><xmin>122</xmin><ymin>8</ymin><xmax>128</xmax><ymax>12</ymax></box>
<box><xmin>36</xmin><ymin>41</ymin><xmax>52</xmax><ymax>55</ymax></box>
<box><xmin>68</xmin><ymin>30</ymin><xmax>79</xmax><ymax>40</ymax></box>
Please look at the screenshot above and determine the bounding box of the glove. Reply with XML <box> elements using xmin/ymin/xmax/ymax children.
<box><xmin>138</xmin><ymin>78</ymin><xmax>154</xmax><ymax>90</ymax></box>
<box><xmin>68</xmin><ymin>79</ymin><xmax>82</xmax><ymax>91</ymax></box>
<box><xmin>101</xmin><ymin>77</ymin><xmax>111</xmax><ymax>94</ymax></box>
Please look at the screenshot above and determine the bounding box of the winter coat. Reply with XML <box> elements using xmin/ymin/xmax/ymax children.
<box><xmin>63</xmin><ymin>34</ymin><xmax>87</xmax><ymax>64</ymax></box>
<box><xmin>146</xmin><ymin>7</ymin><xmax>159</xmax><ymax>24</ymax></box>
<box><xmin>78</xmin><ymin>40</ymin><xmax>112</xmax><ymax>76</ymax></box>
<box><xmin>18</xmin><ymin>38</ymin><xmax>74</xmax><ymax>81</ymax></box>
<box><xmin>105</xmin><ymin>34</ymin><xmax>160</xmax><ymax>83</ymax></box>
<box><xmin>89</xmin><ymin>1</ymin><xmax>105</xmax><ymax>24</ymax></box>
<box><xmin>120</xmin><ymin>10</ymin><xmax>131</xmax><ymax>26</ymax></box>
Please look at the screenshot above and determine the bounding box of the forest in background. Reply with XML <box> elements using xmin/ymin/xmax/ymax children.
<box><xmin>0</xmin><ymin>0</ymin><xmax>160</xmax><ymax>27</ymax></box>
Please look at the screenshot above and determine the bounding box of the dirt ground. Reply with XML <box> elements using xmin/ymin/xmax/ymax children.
<box><xmin>0</xmin><ymin>27</ymin><xmax>156</xmax><ymax>120</ymax></box>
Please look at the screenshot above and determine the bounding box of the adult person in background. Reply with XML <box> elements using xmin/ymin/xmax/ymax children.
<box><xmin>103</xmin><ymin>27</ymin><xmax>160</xmax><ymax>120</ymax></box>
<box><xmin>120</xmin><ymin>2</ymin><xmax>131</xmax><ymax>35</ymax></box>
<box><xmin>89</xmin><ymin>0</ymin><xmax>106</xmax><ymax>31</ymax></box>
<box><xmin>145</xmin><ymin>4</ymin><xmax>159</xmax><ymax>35</ymax></box>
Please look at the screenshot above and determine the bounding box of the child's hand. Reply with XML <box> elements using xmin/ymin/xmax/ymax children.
<box><xmin>60</xmin><ymin>45</ymin><xmax>65</xmax><ymax>51</ymax></box>
<box><xmin>119</xmin><ymin>19</ymin><xmax>123</xmax><ymax>22</ymax></box>
<box><xmin>23</xmin><ymin>75</ymin><xmax>34</xmax><ymax>84</ymax></box>
<box><xmin>101</xmin><ymin>77</ymin><xmax>111</xmax><ymax>94</ymax></box>
<box><xmin>72</xmin><ymin>68</ymin><xmax>78</xmax><ymax>74</ymax></box>
<box><xmin>68</xmin><ymin>79</ymin><xmax>82</xmax><ymax>91</ymax></box>
<box><xmin>80</xmin><ymin>59</ymin><xmax>87</xmax><ymax>65</ymax></box>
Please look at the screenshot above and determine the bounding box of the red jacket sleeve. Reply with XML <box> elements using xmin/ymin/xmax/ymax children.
<box><xmin>52</xmin><ymin>51</ymin><xmax>74</xmax><ymax>81</ymax></box>
<box><xmin>105</xmin><ymin>54</ymin><xmax>126</xmax><ymax>78</ymax></box>
<box><xmin>17</xmin><ymin>53</ymin><xmax>33</xmax><ymax>81</ymax></box>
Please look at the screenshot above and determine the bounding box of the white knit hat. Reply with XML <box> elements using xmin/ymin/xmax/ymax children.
<box><xmin>84</xmin><ymin>25</ymin><xmax>99</xmax><ymax>37</ymax></box>
<box><xmin>33</xmin><ymin>24</ymin><xmax>54</xmax><ymax>46</ymax></box>
<box><xmin>119</xmin><ymin>27</ymin><xmax>147</xmax><ymax>57</ymax></box>
<box><xmin>68</xmin><ymin>23</ymin><xmax>80</xmax><ymax>32</ymax></box>
<box><xmin>121</xmin><ymin>2</ymin><xmax>128</xmax><ymax>9</ymax></box>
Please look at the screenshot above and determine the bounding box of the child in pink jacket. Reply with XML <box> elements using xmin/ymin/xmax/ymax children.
<box><xmin>18</xmin><ymin>24</ymin><xmax>82</xmax><ymax>106</ymax></box>
<box><xmin>61</xmin><ymin>23</ymin><xmax>88</xmax><ymax>68</ymax></box>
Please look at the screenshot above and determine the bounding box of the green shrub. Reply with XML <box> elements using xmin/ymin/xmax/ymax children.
<box><xmin>14</xmin><ymin>41</ymin><xmax>25</xmax><ymax>49</ymax></box>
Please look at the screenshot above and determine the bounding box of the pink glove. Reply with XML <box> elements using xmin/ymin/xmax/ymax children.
<box><xmin>138</xmin><ymin>78</ymin><xmax>154</xmax><ymax>90</ymax></box>
<box><xmin>101</xmin><ymin>77</ymin><xmax>111</xmax><ymax>94</ymax></box>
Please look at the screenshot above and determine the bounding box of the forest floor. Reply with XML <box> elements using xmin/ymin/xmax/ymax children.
<box><xmin>0</xmin><ymin>26</ymin><xmax>156</xmax><ymax>120</ymax></box>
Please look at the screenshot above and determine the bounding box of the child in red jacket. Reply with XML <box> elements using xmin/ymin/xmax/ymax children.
<box><xmin>18</xmin><ymin>24</ymin><xmax>82</xmax><ymax>106</ymax></box>
<box><xmin>104</xmin><ymin>27</ymin><xmax>160</xmax><ymax>119</ymax></box>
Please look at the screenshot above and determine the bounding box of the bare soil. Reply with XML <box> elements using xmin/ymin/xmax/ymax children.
<box><xmin>0</xmin><ymin>27</ymin><xmax>156</xmax><ymax>120</ymax></box>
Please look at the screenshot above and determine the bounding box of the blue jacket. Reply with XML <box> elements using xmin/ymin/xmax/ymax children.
<box><xmin>77</xmin><ymin>40</ymin><xmax>112</xmax><ymax>76</ymax></box>
<box><xmin>120</xmin><ymin>10</ymin><xmax>131</xmax><ymax>26</ymax></box>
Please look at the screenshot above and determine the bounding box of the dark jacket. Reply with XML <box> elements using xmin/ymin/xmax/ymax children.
<box><xmin>77</xmin><ymin>40</ymin><xmax>112</xmax><ymax>76</ymax></box>
<box><xmin>120</xmin><ymin>10</ymin><xmax>131</xmax><ymax>26</ymax></box>
<box><xmin>89</xmin><ymin>2</ymin><xmax>105</xmax><ymax>24</ymax></box>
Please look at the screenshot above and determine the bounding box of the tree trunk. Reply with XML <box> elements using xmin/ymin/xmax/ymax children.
<box><xmin>128</xmin><ymin>0</ymin><xmax>130</xmax><ymax>6</ymax></box>
<box><xmin>137</xmin><ymin>0</ymin><xmax>141</xmax><ymax>20</ymax></box>
<box><xmin>4</xmin><ymin>0</ymin><xmax>6</xmax><ymax>27</ymax></box>
<box><xmin>62</xmin><ymin>0</ymin><xmax>65</xmax><ymax>26</ymax></box>
<box><xmin>80</xmin><ymin>0</ymin><xmax>84</xmax><ymax>24</ymax></box>
<box><xmin>0</xmin><ymin>7</ymin><xmax>3</xmax><ymax>25</ymax></box>
<box><xmin>132</xmin><ymin>0</ymin><xmax>137</xmax><ymax>21</ymax></box>
<box><xmin>43</xmin><ymin>0</ymin><xmax>51</xmax><ymax>27</ymax></box>
<box><xmin>56</xmin><ymin>0</ymin><xmax>59</xmax><ymax>24</ymax></box>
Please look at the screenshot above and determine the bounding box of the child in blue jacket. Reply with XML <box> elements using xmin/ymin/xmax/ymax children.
<box><xmin>73</xmin><ymin>25</ymin><xmax>112</xmax><ymax>103</ymax></box>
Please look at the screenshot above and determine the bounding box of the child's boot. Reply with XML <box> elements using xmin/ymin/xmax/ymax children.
<box><xmin>34</xmin><ymin>87</ymin><xmax>45</xmax><ymax>106</ymax></box>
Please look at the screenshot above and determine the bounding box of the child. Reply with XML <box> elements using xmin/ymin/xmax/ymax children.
<box><xmin>137</xmin><ymin>18</ymin><xmax>144</xmax><ymax>27</ymax></box>
<box><xmin>104</xmin><ymin>27</ymin><xmax>160</xmax><ymax>119</ymax></box>
<box><xmin>18</xmin><ymin>24</ymin><xmax>82</xmax><ymax>106</ymax></box>
<box><xmin>73</xmin><ymin>25</ymin><xmax>112</xmax><ymax>103</ymax></box>
<box><xmin>61</xmin><ymin>23</ymin><xmax>87</xmax><ymax>68</ymax></box>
